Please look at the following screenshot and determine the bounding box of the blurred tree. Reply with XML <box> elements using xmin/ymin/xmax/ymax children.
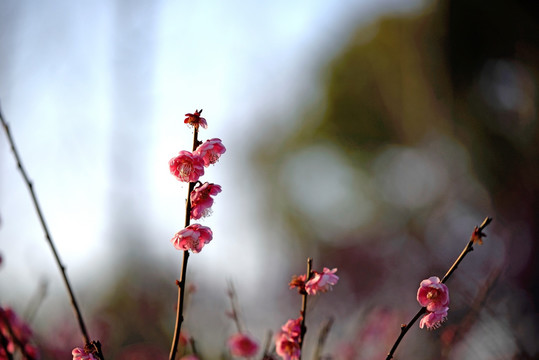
<box><xmin>255</xmin><ymin>0</ymin><xmax>538</xmax><ymax>358</ymax></box>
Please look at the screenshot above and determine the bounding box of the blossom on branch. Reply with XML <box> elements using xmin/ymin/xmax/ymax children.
<box><xmin>305</xmin><ymin>267</ymin><xmax>339</xmax><ymax>295</ymax></box>
<box><xmin>419</xmin><ymin>307</ymin><xmax>449</xmax><ymax>329</ymax></box>
<box><xmin>417</xmin><ymin>276</ymin><xmax>450</xmax><ymax>330</ymax></box>
<box><xmin>227</xmin><ymin>333</ymin><xmax>259</xmax><ymax>357</ymax></box>
<box><xmin>72</xmin><ymin>347</ymin><xmax>98</xmax><ymax>360</ymax></box>
<box><xmin>275</xmin><ymin>318</ymin><xmax>302</xmax><ymax>360</ymax></box>
<box><xmin>169</xmin><ymin>151</ymin><xmax>205</xmax><ymax>182</ymax></box>
<box><xmin>184</xmin><ymin>109</ymin><xmax>207</xmax><ymax>129</ymax></box>
<box><xmin>190</xmin><ymin>183</ymin><xmax>222</xmax><ymax>219</ymax></box>
<box><xmin>417</xmin><ymin>276</ymin><xmax>449</xmax><ymax>312</ymax></box>
<box><xmin>194</xmin><ymin>138</ymin><xmax>226</xmax><ymax>167</ymax></box>
<box><xmin>171</xmin><ymin>224</ymin><xmax>213</xmax><ymax>253</ymax></box>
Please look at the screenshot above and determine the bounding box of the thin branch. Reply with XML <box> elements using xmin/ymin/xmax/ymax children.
<box><xmin>261</xmin><ymin>330</ymin><xmax>273</xmax><ymax>360</ymax></box>
<box><xmin>0</xmin><ymin>103</ymin><xmax>103</xmax><ymax>359</ymax></box>
<box><xmin>312</xmin><ymin>317</ymin><xmax>333</xmax><ymax>360</ymax></box>
<box><xmin>385</xmin><ymin>217</ymin><xmax>492</xmax><ymax>360</ymax></box>
<box><xmin>298</xmin><ymin>257</ymin><xmax>313</xmax><ymax>359</ymax></box>
<box><xmin>227</xmin><ymin>281</ymin><xmax>244</xmax><ymax>334</ymax></box>
<box><xmin>24</xmin><ymin>279</ymin><xmax>48</xmax><ymax>323</ymax></box>
<box><xmin>169</xmin><ymin>125</ymin><xmax>200</xmax><ymax>360</ymax></box>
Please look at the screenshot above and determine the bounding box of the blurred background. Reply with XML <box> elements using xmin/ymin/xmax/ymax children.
<box><xmin>0</xmin><ymin>0</ymin><xmax>538</xmax><ymax>359</ymax></box>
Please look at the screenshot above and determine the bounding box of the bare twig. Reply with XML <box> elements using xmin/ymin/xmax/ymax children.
<box><xmin>312</xmin><ymin>317</ymin><xmax>333</xmax><ymax>360</ymax></box>
<box><xmin>0</xmin><ymin>103</ymin><xmax>104</xmax><ymax>359</ymax></box>
<box><xmin>227</xmin><ymin>281</ymin><xmax>244</xmax><ymax>333</ymax></box>
<box><xmin>385</xmin><ymin>217</ymin><xmax>492</xmax><ymax>360</ymax></box>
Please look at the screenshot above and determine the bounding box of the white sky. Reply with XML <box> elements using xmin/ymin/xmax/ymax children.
<box><xmin>0</xmin><ymin>0</ymin><xmax>426</xmax><ymax>344</ymax></box>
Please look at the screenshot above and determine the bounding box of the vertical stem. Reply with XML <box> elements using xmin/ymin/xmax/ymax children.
<box><xmin>298</xmin><ymin>257</ymin><xmax>313</xmax><ymax>359</ymax></box>
<box><xmin>0</xmin><ymin>104</ymin><xmax>101</xmax><ymax>357</ymax></box>
<box><xmin>169</xmin><ymin>127</ymin><xmax>200</xmax><ymax>360</ymax></box>
<box><xmin>227</xmin><ymin>281</ymin><xmax>244</xmax><ymax>334</ymax></box>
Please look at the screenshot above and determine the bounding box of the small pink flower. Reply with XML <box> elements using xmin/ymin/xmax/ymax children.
<box><xmin>305</xmin><ymin>268</ymin><xmax>339</xmax><ymax>295</ymax></box>
<box><xmin>0</xmin><ymin>307</ymin><xmax>34</xmax><ymax>355</ymax></box>
<box><xmin>288</xmin><ymin>274</ymin><xmax>307</xmax><ymax>294</ymax></box>
<box><xmin>417</xmin><ymin>276</ymin><xmax>450</xmax><ymax>312</ymax></box>
<box><xmin>171</xmin><ymin>224</ymin><xmax>213</xmax><ymax>253</ymax></box>
<box><xmin>184</xmin><ymin>109</ymin><xmax>208</xmax><ymax>129</ymax></box>
<box><xmin>169</xmin><ymin>151</ymin><xmax>205</xmax><ymax>182</ymax></box>
<box><xmin>280</xmin><ymin>318</ymin><xmax>302</xmax><ymax>339</ymax></box>
<box><xmin>275</xmin><ymin>317</ymin><xmax>302</xmax><ymax>360</ymax></box>
<box><xmin>228</xmin><ymin>333</ymin><xmax>259</xmax><ymax>357</ymax></box>
<box><xmin>190</xmin><ymin>183</ymin><xmax>222</xmax><ymax>219</ymax></box>
<box><xmin>72</xmin><ymin>347</ymin><xmax>98</xmax><ymax>360</ymax></box>
<box><xmin>275</xmin><ymin>334</ymin><xmax>300</xmax><ymax>360</ymax></box>
<box><xmin>419</xmin><ymin>307</ymin><xmax>449</xmax><ymax>330</ymax></box>
<box><xmin>194</xmin><ymin>138</ymin><xmax>226</xmax><ymax>167</ymax></box>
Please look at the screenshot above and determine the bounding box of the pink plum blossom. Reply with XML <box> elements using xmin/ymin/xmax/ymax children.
<box><xmin>419</xmin><ymin>307</ymin><xmax>449</xmax><ymax>330</ymax></box>
<box><xmin>171</xmin><ymin>224</ymin><xmax>213</xmax><ymax>253</ymax></box>
<box><xmin>275</xmin><ymin>335</ymin><xmax>301</xmax><ymax>360</ymax></box>
<box><xmin>0</xmin><ymin>306</ymin><xmax>37</xmax><ymax>358</ymax></box>
<box><xmin>184</xmin><ymin>109</ymin><xmax>208</xmax><ymax>129</ymax></box>
<box><xmin>72</xmin><ymin>347</ymin><xmax>98</xmax><ymax>360</ymax></box>
<box><xmin>190</xmin><ymin>183</ymin><xmax>222</xmax><ymax>219</ymax></box>
<box><xmin>288</xmin><ymin>274</ymin><xmax>307</xmax><ymax>293</ymax></box>
<box><xmin>305</xmin><ymin>268</ymin><xmax>339</xmax><ymax>295</ymax></box>
<box><xmin>169</xmin><ymin>151</ymin><xmax>205</xmax><ymax>182</ymax></box>
<box><xmin>194</xmin><ymin>138</ymin><xmax>226</xmax><ymax>167</ymax></box>
<box><xmin>227</xmin><ymin>333</ymin><xmax>259</xmax><ymax>357</ymax></box>
<box><xmin>275</xmin><ymin>318</ymin><xmax>302</xmax><ymax>360</ymax></box>
<box><xmin>417</xmin><ymin>276</ymin><xmax>450</xmax><ymax>312</ymax></box>
<box><xmin>417</xmin><ymin>276</ymin><xmax>450</xmax><ymax>330</ymax></box>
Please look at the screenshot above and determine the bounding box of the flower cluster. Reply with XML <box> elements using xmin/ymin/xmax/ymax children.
<box><xmin>169</xmin><ymin>110</ymin><xmax>226</xmax><ymax>253</ymax></box>
<box><xmin>417</xmin><ymin>276</ymin><xmax>450</xmax><ymax>330</ymax></box>
<box><xmin>275</xmin><ymin>318</ymin><xmax>302</xmax><ymax>360</ymax></box>
<box><xmin>0</xmin><ymin>306</ymin><xmax>39</xmax><ymax>359</ymax></box>
<box><xmin>289</xmin><ymin>267</ymin><xmax>339</xmax><ymax>295</ymax></box>
<box><xmin>227</xmin><ymin>333</ymin><xmax>259</xmax><ymax>357</ymax></box>
<box><xmin>276</xmin><ymin>264</ymin><xmax>339</xmax><ymax>360</ymax></box>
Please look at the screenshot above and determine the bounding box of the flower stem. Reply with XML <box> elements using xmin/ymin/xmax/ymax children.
<box><xmin>0</xmin><ymin>103</ymin><xmax>104</xmax><ymax>359</ymax></box>
<box><xmin>312</xmin><ymin>317</ymin><xmax>333</xmax><ymax>360</ymax></box>
<box><xmin>298</xmin><ymin>257</ymin><xmax>313</xmax><ymax>359</ymax></box>
<box><xmin>385</xmin><ymin>217</ymin><xmax>492</xmax><ymax>360</ymax></box>
<box><xmin>227</xmin><ymin>281</ymin><xmax>244</xmax><ymax>333</ymax></box>
<box><xmin>169</xmin><ymin>126</ymin><xmax>200</xmax><ymax>360</ymax></box>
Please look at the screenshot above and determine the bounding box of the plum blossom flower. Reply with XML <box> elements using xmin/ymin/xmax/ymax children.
<box><xmin>184</xmin><ymin>109</ymin><xmax>207</xmax><ymax>129</ymax></box>
<box><xmin>228</xmin><ymin>333</ymin><xmax>259</xmax><ymax>357</ymax></box>
<box><xmin>305</xmin><ymin>268</ymin><xmax>339</xmax><ymax>295</ymax></box>
<box><xmin>72</xmin><ymin>347</ymin><xmax>98</xmax><ymax>360</ymax></box>
<box><xmin>171</xmin><ymin>224</ymin><xmax>213</xmax><ymax>253</ymax></box>
<box><xmin>288</xmin><ymin>274</ymin><xmax>307</xmax><ymax>294</ymax></box>
<box><xmin>419</xmin><ymin>307</ymin><xmax>449</xmax><ymax>330</ymax></box>
<box><xmin>417</xmin><ymin>276</ymin><xmax>449</xmax><ymax>312</ymax></box>
<box><xmin>275</xmin><ymin>318</ymin><xmax>302</xmax><ymax>360</ymax></box>
<box><xmin>169</xmin><ymin>151</ymin><xmax>205</xmax><ymax>183</ymax></box>
<box><xmin>190</xmin><ymin>183</ymin><xmax>222</xmax><ymax>219</ymax></box>
<box><xmin>194</xmin><ymin>138</ymin><xmax>226</xmax><ymax>167</ymax></box>
<box><xmin>0</xmin><ymin>306</ymin><xmax>38</xmax><ymax>358</ymax></box>
<box><xmin>417</xmin><ymin>276</ymin><xmax>450</xmax><ymax>330</ymax></box>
